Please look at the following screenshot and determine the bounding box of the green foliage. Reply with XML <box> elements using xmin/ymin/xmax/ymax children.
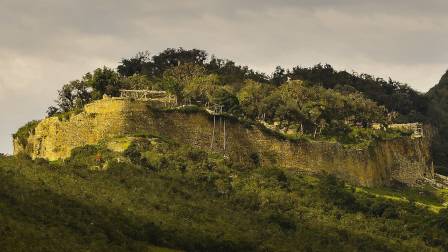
<box><xmin>237</xmin><ymin>80</ymin><xmax>272</xmax><ymax>118</ymax></box>
<box><xmin>12</xmin><ymin>120</ymin><xmax>40</xmax><ymax>146</ymax></box>
<box><xmin>318</xmin><ymin>174</ymin><xmax>358</xmax><ymax>211</ymax></box>
<box><xmin>288</xmin><ymin>64</ymin><xmax>428</xmax><ymax>121</ymax></box>
<box><xmin>256</xmin><ymin>121</ymin><xmax>310</xmax><ymax>143</ymax></box>
<box><xmin>2</xmin><ymin>136</ymin><xmax>448</xmax><ymax>251</ymax></box>
<box><xmin>47</xmin><ymin>48</ymin><xmax>419</xmax><ymax>148</ymax></box>
<box><xmin>210</xmin><ymin>88</ymin><xmax>241</xmax><ymax>114</ymax></box>
<box><xmin>168</xmin><ymin>104</ymin><xmax>203</xmax><ymax>113</ymax></box>
<box><xmin>48</xmin><ymin>67</ymin><xmax>124</xmax><ymax>115</ymax></box>
<box><xmin>258</xmin><ymin>81</ymin><xmax>387</xmax><ymax>135</ymax></box>
<box><xmin>427</xmin><ymin>70</ymin><xmax>448</xmax><ymax>173</ymax></box>
<box><xmin>161</xmin><ymin>63</ymin><xmax>208</xmax><ymax>100</ymax></box>
<box><xmin>86</xmin><ymin>67</ymin><xmax>123</xmax><ymax>98</ymax></box>
<box><xmin>52</xmin><ymin>80</ymin><xmax>92</xmax><ymax>114</ymax></box>
<box><xmin>182</xmin><ymin>74</ymin><xmax>220</xmax><ymax>104</ymax></box>
<box><xmin>122</xmin><ymin>74</ymin><xmax>155</xmax><ymax>90</ymax></box>
<box><xmin>338</xmin><ymin>127</ymin><xmax>405</xmax><ymax>147</ymax></box>
<box><xmin>46</xmin><ymin>48</ymin><xmax>448</xmax><ymax>170</ymax></box>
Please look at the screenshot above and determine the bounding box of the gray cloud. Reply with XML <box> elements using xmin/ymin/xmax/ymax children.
<box><xmin>0</xmin><ymin>0</ymin><xmax>447</xmax><ymax>153</ymax></box>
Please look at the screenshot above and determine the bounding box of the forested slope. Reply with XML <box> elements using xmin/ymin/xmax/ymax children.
<box><xmin>427</xmin><ymin>71</ymin><xmax>448</xmax><ymax>173</ymax></box>
<box><xmin>2</xmin><ymin>135</ymin><xmax>448</xmax><ymax>251</ymax></box>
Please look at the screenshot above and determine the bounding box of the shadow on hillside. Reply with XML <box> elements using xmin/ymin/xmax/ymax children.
<box><xmin>0</xmin><ymin>157</ymin><xmax>423</xmax><ymax>252</ymax></box>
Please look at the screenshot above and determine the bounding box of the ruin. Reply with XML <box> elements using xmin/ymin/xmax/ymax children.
<box><xmin>389</xmin><ymin>123</ymin><xmax>424</xmax><ymax>139</ymax></box>
<box><xmin>371</xmin><ymin>122</ymin><xmax>424</xmax><ymax>139</ymax></box>
<box><xmin>119</xmin><ymin>89</ymin><xmax>177</xmax><ymax>105</ymax></box>
<box><xmin>13</xmin><ymin>97</ymin><xmax>434</xmax><ymax>187</ymax></box>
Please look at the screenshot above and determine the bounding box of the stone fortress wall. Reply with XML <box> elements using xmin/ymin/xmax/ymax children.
<box><xmin>14</xmin><ymin>97</ymin><xmax>434</xmax><ymax>187</ymax></box>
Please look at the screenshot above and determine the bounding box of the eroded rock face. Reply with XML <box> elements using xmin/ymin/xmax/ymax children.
<box><xmin>14</xmin><ymin>97</ymin><xmax>434</xmax><ymax>186</ymax></box>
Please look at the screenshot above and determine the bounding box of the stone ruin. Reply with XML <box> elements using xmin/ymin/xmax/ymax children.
<box><xmin>372</xmin><ymin>122</ymin><xmax>424</xmax><ymax>139</ymax></box>
<box><xmin>119</xmin><ymin>89</ymin><xmax>176</xmax><ymax>104</ymax></box>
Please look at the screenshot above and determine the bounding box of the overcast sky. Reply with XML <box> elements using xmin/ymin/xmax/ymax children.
<box><xmin>1</xmin><ymin>0</ymin><xmax>447</xmax><ymax>154</ymax></box>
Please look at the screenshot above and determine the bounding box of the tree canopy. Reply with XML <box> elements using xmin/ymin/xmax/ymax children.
<box><xmin>47</xmin><ymin>48</ymin><xmax>446</xmax><ymax>166</ymax></box>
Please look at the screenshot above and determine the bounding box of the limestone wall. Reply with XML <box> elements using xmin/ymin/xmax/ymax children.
<box><xmin>145</xmin><ymin>112</ymin><xmax>433</xmax><ymax>186</ymax></box>
<box><xmin>14</xmin><ymin>98</ymin><xmax>434</xmax><ymax>186</ymax></box>
<box><xmin>14</xmin><ymin>98</ymin><xmax>145</xmax><ymax>160</ymax></box>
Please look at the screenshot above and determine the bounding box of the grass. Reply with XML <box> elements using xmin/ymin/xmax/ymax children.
<box><xmin>2</xmin><ymin>136</ymin><xmax>448</xmax><ymax>251</ymax></box>
<box><xmin>356</xmin><ymin>185</ymin><xmax>446</xmax><ymax>213</ymax></box>
<box><xmin>105</xmin><ymin>136</ymin><xmax>136</xmax><ymax>152</ymax></box>
<box><xmin>12</xmin><ymin>120</ymin><xmax>40</xmax><ymax>146</ymax></box>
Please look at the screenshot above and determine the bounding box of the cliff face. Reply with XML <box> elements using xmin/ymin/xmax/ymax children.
<box><xmin>14</xmin><ymin>98</ymin><xmax>434</xmax><ymax>186</ymax></box>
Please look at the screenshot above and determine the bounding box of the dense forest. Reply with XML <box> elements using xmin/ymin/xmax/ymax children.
<box><xmin>45</xmin><ymin>48</ymin><xmax>448</xmax><ymax>172</ymax></box>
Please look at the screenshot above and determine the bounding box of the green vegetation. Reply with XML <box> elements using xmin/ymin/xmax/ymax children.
<box><xmin>427</xmin><ymin>70</ymin><xmax>448</xmax><ymax>174</ymax></box>
<box><xmin>12</xmin><ymin>120</ymin><xmax>40</xmax><ymax>146</ymax></box>
<box><xmin>8</xmin><ymin>47</ymin><xmax>448</xmax><ymax>251</ymax></box>
<box><xmin>46</xmin><ymin>48</ymin><xmax>411</xmax><ymax>149</ymax></box>
<box><xmin>2</xmin><ymin>134</ymin><xmax>448</xmax><ymax>251</ymax></box>
<box><xmin>43</xmin><ymin>48</ymin><xmax>448</xmax><ymax>170</ymax></box>
<box><xmin>287</xmin><ymin>64</ymin><xmax>428</xmax><ymax>123</ymax></box>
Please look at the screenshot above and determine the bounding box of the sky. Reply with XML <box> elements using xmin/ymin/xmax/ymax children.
<box><xmin>1</xmin><ymin>0</ymin><xmax>447</xmax><ymax>154</ymax></box>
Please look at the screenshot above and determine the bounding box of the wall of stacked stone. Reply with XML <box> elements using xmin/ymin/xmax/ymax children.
<box><xmin>14</xmin><ymin>98</ymin><xmax>434</xmax><ymax>187</ymax></box>
<box><xmin>146</xmin><ymin>112</ymin><xmax>433</xmax><ymax>186</ymax></box>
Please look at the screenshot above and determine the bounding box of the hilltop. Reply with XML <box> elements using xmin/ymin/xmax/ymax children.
<box><xmin>13</xmin><ymin>95</ymin><xmax>433</xmax><ymax>187</ymax></box>
<box><xmin>13</xmin><ymin>48</ymin><xmax>442</xmax><ymax>186</ymax></box>
<box><xmin>5</xmin><ymin>48</ymin><xmax>448</xmax><ymax>251</ymax></box>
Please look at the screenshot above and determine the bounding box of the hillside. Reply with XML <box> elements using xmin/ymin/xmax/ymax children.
<box><xmin>2</xmin><ymin>135</ymin><xmax>448</xmax><ymax>251</ymax></box>
<box><xmin>427</xmin><ymin>71</ymin><xmax>448</xmax><ymax>173</ymax></box>
<box><xmin>6</xmin><ymin>48</ymin><xmax>448</xmax><ymax>251</ymax></box>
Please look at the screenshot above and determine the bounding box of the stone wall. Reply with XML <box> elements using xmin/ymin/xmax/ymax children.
<box><xmin>14</xmin><ymin>98</ymin><xmax>434</xmax><ymax>186</ymax></box>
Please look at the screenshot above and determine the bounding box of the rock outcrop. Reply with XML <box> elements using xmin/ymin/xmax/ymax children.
<box><xmin>14</xmin><ymin>97</ymin><xmax>434</xmax><ymax>186</ymax></box>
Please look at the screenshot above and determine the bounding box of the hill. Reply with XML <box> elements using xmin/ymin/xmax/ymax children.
<box><xmin>427</xmin><ymin>71</ymin><xmax>448</xmax><ymax>173</ymax></box>
<box><xmin>6</xmin><ymin>47</ymin><xmax>448</xmax><ymax>251</ymax></box>
<box><xmin>2</xmin><ymin>136</ymin><xmax>448</xmax><ymax>251</ymax></box>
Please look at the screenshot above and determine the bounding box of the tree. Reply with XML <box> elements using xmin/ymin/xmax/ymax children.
<box><xmin>117</xmin><ymin>48</ymin><xmax>208</xmax><ymax>79</ymax></box>
<box><xmin>151</xmin><ymin>48</ymin><xmax>207</xmax><ymax>77</ymax></box>
<box><xmin>260</xmin><ymin>92</ymin><xmax>284</xmax><ymax>121</ymax></box>
<box><xmin>237</xmin><ymin>80</ymin><xmax>272</xmax><ymax>119</ymax></box>
<box><xmin>121</xmin><ymin>74</ymin><xmax>154</xmax><ymax>90</ymax></box>
<box><xmin>271</xmin><ymin>66</ymin><xmax>288</xmax><ymax>86</ymax></box>
<box><xmin>206</xmin><ymin>56</ymin><xmax>270</xmax><ymax>89</ymax></box>
<box><xmin>160</xmin><ymin>63</ymin><xmax>207</xmax><ymax>101</ymax></box>
<box><xmin>46</xmin><ymin>106</ymin><xmax>59</xmax><ymax>117</ymax></box>
<box><xmin>183</xmin><ymin>74</ymin><xmax>220</xmax><ymax>104</ymax></box>
<box><xmin>86</xmin><ymin>67</ymin><xmax>123</xmax><ymax>98</ymax></box>
<box><xmin>52</xmin><ymin>79</ymin><xmax>92</xmax><ymax>113</ymax></box>
<box><xmin>288</xmin><ymin>63</ymin><xmax>428</xmax><ymax>119</ymax></box>
<box><xmin>117</xmin><ymin>51</ymin><xmax>151</xmax><ymax>77</ymax></box>
<box><xmin>210</xmin><ymin>87</ymin><xmax>241</xmax><ymax>114</ymax></box>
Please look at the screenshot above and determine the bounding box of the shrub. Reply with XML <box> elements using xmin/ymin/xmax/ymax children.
<box><xmin>318</xmin><ymin>174</ymin><xmax>358</xmax><ymax>211</ymax></box>
<box><xmin>124</xmin><ymin>143</ymin><xmax>142</xmax><ymax>163</ymax></box>
<box><xmin>266</xmin><ymin>210</ymin><xmax>297</xmax><ymax>232</ymax></box>
<box><xmin>368</xmin><ymin>201</ymin><xmax>399</xmax><ymax>219</ymax></box>
<box><xmin>259</xmin><ymin>166</ymin><xmax>288</xmax><ymax>185</ymax></box>
<box><xmin>34</xmin><ymin>158</ymin><xmax>49</xmax><ymax>166</ymax></box>
<box><xmin>13</xmin><ymin>120</ymin><xmax>40</xmax><ymax>146</ymax></box>
<box><xmin>434</xmin><ymin>208</ymin><xmax>448</xmax><ymax>232</ymax></box>
<box><xmin>249</xmin><ymin>152</ymin><xmax>260</xmax><ymax>166</ymax></box>
<box><xmin>70</xmin><ymin>145</ymin><xmax>99</xmax><ymax>158</ymax></box>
